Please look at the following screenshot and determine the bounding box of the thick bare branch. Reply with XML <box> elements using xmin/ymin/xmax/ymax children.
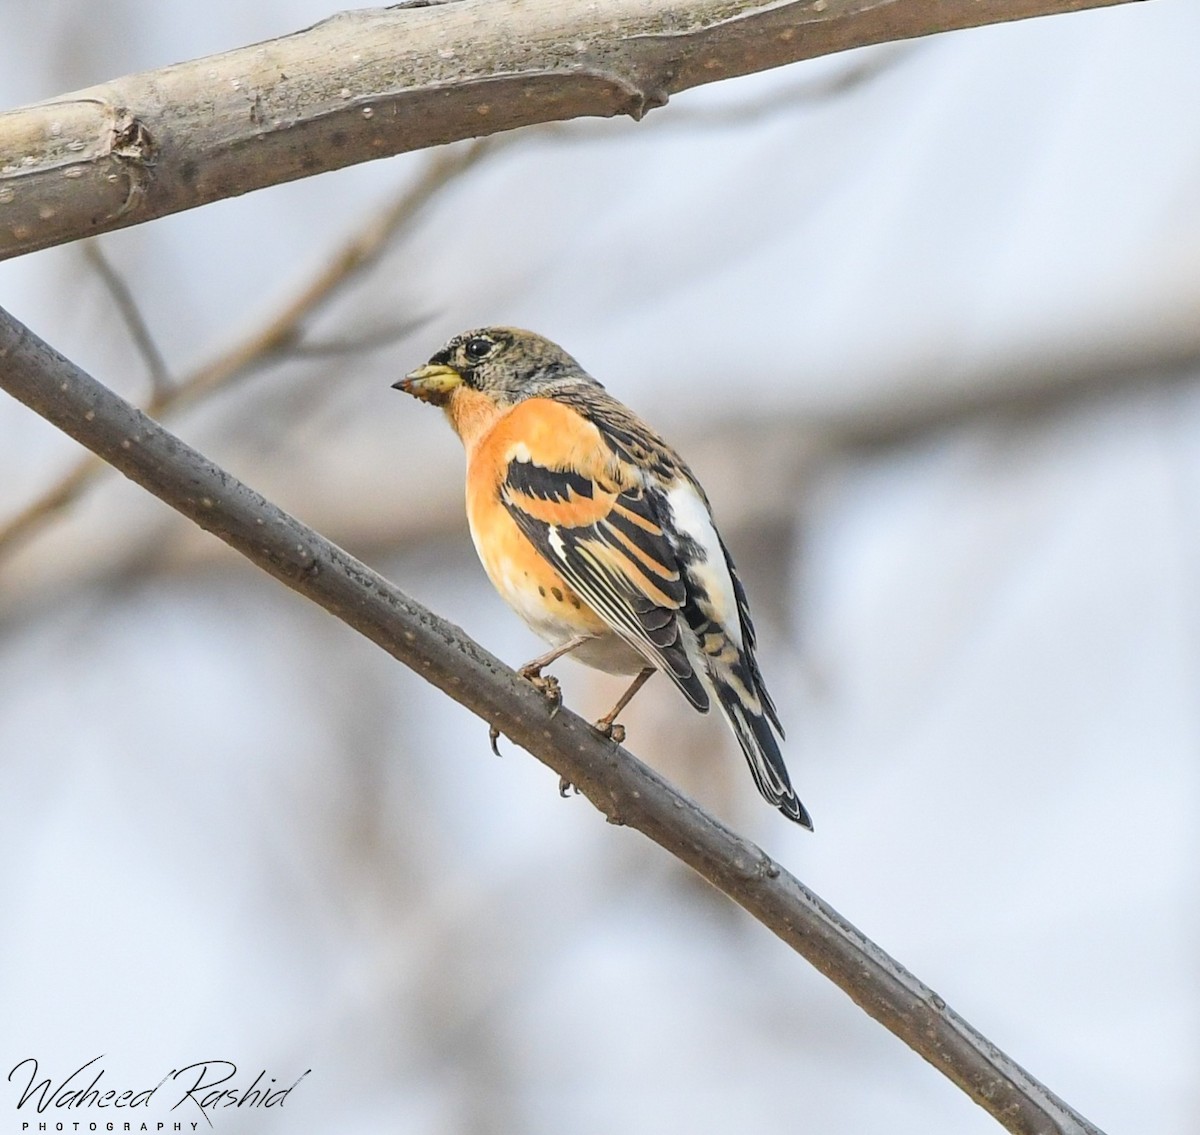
<box><xmin>0</xmin><ymin>303</ymin><xmax>1108</xmax><ymax>1135</ymax></box>
<box><xmin>0</xmin><ymin>0</ymin><xmax>1139</xmax><ymax>260</ymax></box>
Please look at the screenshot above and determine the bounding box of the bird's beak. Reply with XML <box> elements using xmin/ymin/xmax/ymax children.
<box><xmin>393</xmin><ymin>363</ymin><xmax>463</xmax><ymax>405</ymax></box>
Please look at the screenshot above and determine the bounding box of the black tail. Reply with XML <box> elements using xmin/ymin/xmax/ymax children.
<box><xmin>710</xmin><ymin>664</ymin><xmax>812</xmax><ymax>829</ymax></box>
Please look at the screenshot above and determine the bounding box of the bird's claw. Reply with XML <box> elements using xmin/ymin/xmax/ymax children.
<box><xmin>558</xmin><ymin>775</ymin><xmax>578</xmax><ymax>798</ymax></box>
<box><xmin>594</xmin><ymin>720</ymin><xmax>626</xmax><ymax>745</ymax></box>
<box><xmin>489</xmin><ymin>724</ymin><xmax>503</xmax><ymax>756</ymax></box>
<box><xmin>520</xmin><ymin>669</ymin><xmax>562</xmax><ymax>716</ymax></box>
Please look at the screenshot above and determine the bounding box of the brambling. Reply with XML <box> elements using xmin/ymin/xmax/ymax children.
<box><xmin>396</xmin><ymin>328</ymin><xmax>812</xmax><ymax>829</ymax></box>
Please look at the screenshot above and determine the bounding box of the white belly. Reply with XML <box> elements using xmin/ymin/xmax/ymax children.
<box><xmin>483</xmin><ymin>548</ymin><xmax>646</xmax><ymax>676</ymax></box>
<box><xmin>567</xmin><ymin>631</ymin><xmax>649</xmax><ymax>676</ymax></box>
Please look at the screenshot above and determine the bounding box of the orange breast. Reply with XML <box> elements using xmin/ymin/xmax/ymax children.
<box><xmin>460</xmin><ymin>397</ymin><xmax>610</xmax><ymax>641</ymax></box>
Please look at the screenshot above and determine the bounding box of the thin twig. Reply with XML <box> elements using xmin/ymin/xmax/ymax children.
<box><xmin>280</xmin><ymin>316</ymin><xmax>433</xmax><ymax>359</ymax></box>
<box><xmin>0</xmin><ymin>303</ymin><xmax>1110</xmax><ymax>1135</ymax></box>
<box><xmin>83</xmin><ymin>239</ymin><xmax>173</xmax><ymax>397</ymax></box>
<box><xmin>144</xmin><ymin>138</ymin><xmax>495</xmax><ymax>417</ymax></box>
<box><xmin>0</xmin><ymin>138</ymin><xmax>496</xmax><ymax>563</ymax></box>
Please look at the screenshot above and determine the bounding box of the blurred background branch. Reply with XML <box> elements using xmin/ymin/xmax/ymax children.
<box><xmin>82</xmin><ymin>239</ymin><xmax>172</xmax><ymax>397</ymax></box>
<box><xmin>0</xmin><ymin>137</ymin><xmax>495</xmax><ymax>562</ymax></box>
<box><xmin>0</xmin><ymin>301</ymin><xmax>1108</xmax><ymax>1135</ymax></box>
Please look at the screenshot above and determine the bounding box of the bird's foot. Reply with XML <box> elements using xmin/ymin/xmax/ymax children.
<box><xmin>558</xmin><ymin>775</ymin><xmax>578</xmax><ymax>798</ymax></box>
<box><xmin>518</xmin><ymin>667</ymin><xmax>562</xmax><ymax>717</ymax></box>
<box><xmin>493</xmin><ymin>666</ymin><xmax>563</xmax><ymax>758</ymax></box>
<box><xmin>594</xmin><ymin>719</ymin><xmax>626</xmax><ymax>745</ymax></box>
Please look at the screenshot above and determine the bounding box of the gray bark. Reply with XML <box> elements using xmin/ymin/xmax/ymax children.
<box><xmin>0</xmin><ymin>0</ymin><xmax>1139</xmax><ymax>259</ymax></box>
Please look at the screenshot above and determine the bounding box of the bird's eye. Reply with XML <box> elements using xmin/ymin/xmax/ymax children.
<box><xmin>463</xmin><ymin>336</ymin><xmax>494</xmax><ymax>362</ymax></box>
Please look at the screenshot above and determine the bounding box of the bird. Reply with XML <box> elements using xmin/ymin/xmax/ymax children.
<box><xmin>395</xmin><ymin>327</ymin><xmax>812</xmax><ymax>829</ymax></box>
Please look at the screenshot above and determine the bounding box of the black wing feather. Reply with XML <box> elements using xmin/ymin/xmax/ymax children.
<box><xmin>502</xmin><ymin>459</ymin><xmax>709</xmax><ymax>712</ymax></box>
<box><xmin>717</xmin><ymin>533</ymin><xmax>783</xmax><ymax>736</ymax></box>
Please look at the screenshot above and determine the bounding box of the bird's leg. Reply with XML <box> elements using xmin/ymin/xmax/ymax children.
<box><xmin>556</xmin><ymin>666</ymin><xmax>655</xmax><ymax>794</ymax></box>
<box><xmin>517</xmin><ymin>634</ymin><xmax>591</xmax><ymax>683</ymax></box>
<box><xmin>594</xmin><ymin>667</ymin><xmax>656</xmax><ymax>746</ymax></box>
<box><xmin>516</xmin><ymin>634</ymin><xmax>589</xmax><ymax>713</ymax></box>
<box><xmin>490</xmin><ymin>634</ymin><xmax>592</xmax><ymax>755</ymax></box>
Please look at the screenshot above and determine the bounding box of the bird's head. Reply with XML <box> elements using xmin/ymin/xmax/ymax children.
<box><xmin>395</xmin><ymin>327</ymin><xmax>593</xmax><ymax>410</ymax></box>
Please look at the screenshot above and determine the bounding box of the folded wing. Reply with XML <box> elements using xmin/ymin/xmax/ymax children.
<box><xmin>499</xmin><ymin>447</ymin><xmax>710</xmax><ymax>713</ymax></box>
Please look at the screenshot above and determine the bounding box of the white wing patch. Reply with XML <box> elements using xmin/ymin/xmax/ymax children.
<box><xmin>506</xmin><ymin>440</ymin><xmax>533</xmax><ymax>463</ymax></box>
<box><xmin>665</xmin><ymin>481</ymin><xmax>743</xmax><ymax>650</ymax></box>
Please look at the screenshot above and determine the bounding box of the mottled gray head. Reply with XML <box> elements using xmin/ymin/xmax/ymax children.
<box><xmin>397</xmin><ymin>326</ymin><xmax>598</xmax><ymax>408</ymax></box>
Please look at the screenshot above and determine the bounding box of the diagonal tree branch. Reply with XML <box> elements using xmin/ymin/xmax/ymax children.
<box><xmin>0</xmin><ymin>0</ymin><xmax>1141</xmax><ymax>260</ymax></box>
<box><xmin>0</xmin><ymin>303</ymin><xmax>1108</xmax><ymax>1135</ymax></box>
